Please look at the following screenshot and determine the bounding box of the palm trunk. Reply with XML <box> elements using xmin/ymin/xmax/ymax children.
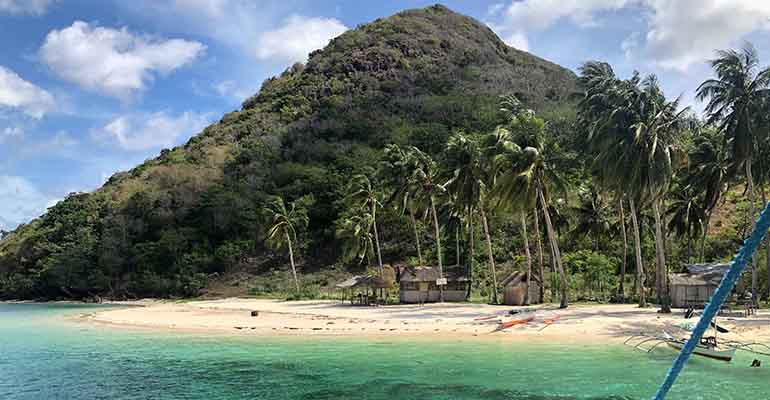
<box><xmin>430</xmin><ymin>195</ymin><xmax>444</xmax><ymax>302</ymax></box>
<box><xmin>747</xmin><ymin>160</ymin><xmax>758</xmax><ymax>305</ymax></box>
<box><xmin>700</xmin><ymin>211</ymin><xmax>711</xmax><ymax>263</ymax></box>
<box><xmin>533</xmin><ymin>206</ymin><xmax>545</xmax><ymax>303</ymax></box>
<box><xmin>538</xmin><ymin>184</ymin><xmax>567</xmax><ymax>309</ymax></box>
<box><xmin>619</xmin><ymin>196</ymin><xmax>628</xmax><ymax>302</ymax></box>
<box><xmin>372</xmin><ymin>203</ymin><xmax>384</xmax><ymax>277</ymax></box>
<box><xmin>652</xmin><ymin>198</ymin><xmax>671</xmax><ymax>313</ymax></box>
<box><xmin>629</xmin><ymin>197</ymin><xmax>647</xmax><ymax>307</ymax></box>
<box><xmin>455</xmin><ymin>225</ymin><xmax>461</xmax><ymax>266</ymax></box>
<box><xmin>521</xmin><ymin>212</ymin><xmax>533</xmax><ymax>305</ymax></box>
<box><xmin>480</xmin><ymin>207</ymin><xmax>498</xmax><ymax>304</ymax></box>
<box><xmin>286</xmin><ymin>231</ymin><xmax>299</xmax><ymax>292</ymax></box>
<box><xmin>410</xmin><ymin>209</ymin><xmax>423</xmax><ymax>266</ymax></box>
<box><xmin>466</xmin><ymin>211</ymin><xmax>475</xmax><ymax>300</ymax></box>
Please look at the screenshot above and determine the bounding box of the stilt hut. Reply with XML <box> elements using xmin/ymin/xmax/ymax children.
<box><xmin>398</xmin><ymin>266</ymin><xmax>469</xmax><ymax>303</ymax></box>
<box><xmin>501</xmin><ymin>271</ymin><xmax>540</xmax><ymax>305</ymax></box>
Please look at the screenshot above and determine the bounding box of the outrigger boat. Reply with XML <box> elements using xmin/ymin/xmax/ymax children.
<box><xmin>662</xmin><ymin>332</ymin><xmax>736</xmax><ymax>362</ymax></box>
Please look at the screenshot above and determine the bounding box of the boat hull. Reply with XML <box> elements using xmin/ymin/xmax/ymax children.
<box><xmin>666</xmin><ymin>341</ymin><xmax>736</xmax><ymax>362</ymax></box>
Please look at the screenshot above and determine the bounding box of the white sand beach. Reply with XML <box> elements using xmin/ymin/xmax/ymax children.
<box><xmin>79</xmin><ymin>299</ymin><xmax>770</xmax><ymax>344</ymax></box>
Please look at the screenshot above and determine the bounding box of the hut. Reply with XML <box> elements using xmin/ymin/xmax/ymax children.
<box><xmin>668</xmin><ymin>263</ymin><xmax>729</xmax><ymax>308</ymax></box>
<box><xmin>398</xmin><ymin>266</ymin><xmax>469</xmax><ymax>303</ymax></box>
<box><xmin>335</xmin><ymin>274</ymin><xmax>393</xmax><ymax>305</ymax></box>
<box><xmin>501</xmin><ymin>271</ymin><xmax>541</xmax><ymax>305</ymax></box>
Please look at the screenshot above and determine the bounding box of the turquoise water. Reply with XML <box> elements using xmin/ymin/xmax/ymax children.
<box><xmin>0</xmin><ymin>304</ymin><xmax>768</xmax><ymax>399</ymax></box>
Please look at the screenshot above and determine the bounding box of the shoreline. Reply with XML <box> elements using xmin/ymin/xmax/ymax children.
<box><xmin>67</xmin><ymin>298</ymin><xmax>770</xmax><ymax>344</ymax></box>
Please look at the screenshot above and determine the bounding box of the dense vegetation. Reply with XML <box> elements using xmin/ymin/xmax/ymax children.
<box><xmin>1</xmin><ymin>5</ymin><xmax>769</xmax><ymax>307</ymax></box>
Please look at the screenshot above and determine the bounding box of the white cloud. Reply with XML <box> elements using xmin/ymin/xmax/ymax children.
<box><xmin>0</xmin><ymin>66</ymin><xmax>54</xmax><ymax>118</ymax></box>
<box><xmin>95</xmin><ymin>111</ymin><xmax>210</xmax><ymax>151</ymax></box>
<box><xmin>504</xmin><ymin>32</ymin><xmax>530</xmax><ymax>51</ymax></box>
<box><xmin>0</xmin><ymin>175</ymin><xmax>54</xmax><ymax>230</ymax></box>
<box><xmin>631</xmin><ymin>1</ymin><xmax>770</xmax><ymax>71</ymax></box>
<box><xmin>256</xmin><ymin>15</ymin><xmax>348</xmax><ymax>63</ymax></box>
<box><xmin>1</xmin><ymin>125</ymin><xmax>23</xmax><ymax>143</ymax></box>
<box><xmin>0</xmin><ymin>0</ymin><xmax>54</xmax><ymax>15</ymax></box>
<box><xmin>39</xmin><ymin>21</ymin><xmax>205</xmax><ymax>100</ymax></box>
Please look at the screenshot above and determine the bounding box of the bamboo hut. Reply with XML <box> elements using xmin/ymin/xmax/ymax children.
<box><xmin>397</xmin><ymin>266</ymin><xmax>469</xmax><ymax>303</ymax></box>
<box><xmin>668</xmin><ymin>263</ymin><xmax>729</xmax><ymax>308</ymax></box>
<box><xmin>501</xmin><ymin>271</ymin><xmax>540</xmax><ymax>306</ymax></box>
<box><xmin>335</xmin><ymin>273</ymin><xmax>393</xmax><ymax>305</ymax></box>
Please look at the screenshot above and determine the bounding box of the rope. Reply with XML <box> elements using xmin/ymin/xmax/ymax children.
<box><xmin>653</xmin><ymin>201</ymin><xmax>770</xmax><ymax>400</ymax></box>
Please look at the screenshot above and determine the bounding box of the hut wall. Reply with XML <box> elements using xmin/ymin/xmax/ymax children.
<box><xmin>399</xmin><ymin>282</ymin><xmax>467</xmax><ymax>303</ymax></box>
<box><xmin>503</xmin><ymin>282</ymin><xmax>541</xmax><ymax>305</ymax></box>
<box><xmin>670</xmin><ymin>284</ymin><xmax>717</xmax><ymax>308</ymax></box>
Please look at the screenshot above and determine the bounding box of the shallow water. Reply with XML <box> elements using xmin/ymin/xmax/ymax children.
<box><xmin>0</xmin><ymin>303</ymin><xmax>767</xmax><ymax>399</ymax></box>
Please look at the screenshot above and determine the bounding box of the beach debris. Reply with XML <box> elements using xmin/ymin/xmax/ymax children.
<box><xmin>251</xmin><ymin>311</ymin><xmax>259</xmax><ymax>317</ymax></box>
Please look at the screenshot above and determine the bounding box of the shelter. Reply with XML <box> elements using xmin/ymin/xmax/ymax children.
<box><xmin>668</xmin><ymin>263</ymin><xmax>729</xmax><ymax>308</ymax></box>
<box><xmin>398</xmin><ymin>266</ymin><xmax>469</xmax><ymax>303</ymax></box>
<box><xmin>501</xmin><ymin>271</ymin><xmax>540</xmax><ymax>305</ymax></box>
<box><xmin>335</xmin><ymin>274</ymin><xmax>393</xmax><ymax>305</ymax></box>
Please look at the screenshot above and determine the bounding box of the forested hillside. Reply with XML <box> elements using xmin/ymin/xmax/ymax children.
<box><xmin>0</xmin><ymin>5</ymin><xmax>579</xmax><ymax>300</ymax></box>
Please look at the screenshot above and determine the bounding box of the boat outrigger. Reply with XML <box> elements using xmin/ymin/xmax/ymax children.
<box><xmin>625</xmin><ymin>331</ymin><xmax>770</xmax><ymax>362</ymax></box>
<box><xmin>662</xmin><ymin>332</ymin><xmax>735</xmax><ymax>362</ymax></box>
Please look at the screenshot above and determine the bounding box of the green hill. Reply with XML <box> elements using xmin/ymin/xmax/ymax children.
<box><xmin>0</xmin><ymin>5</ymin><xmax>578</xmax><ymax>300</ymax></box>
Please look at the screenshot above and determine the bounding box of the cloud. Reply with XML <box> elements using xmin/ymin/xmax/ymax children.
<box><xmin>503</xmin><ymin>32</ymin><xmax>529</xmax><ymax>51</ymax></box>
<box><xmin>0</xmin><ymin>66</ymin><xmax>55</xmax><ymax>118</ymax></box>
<box><xmin>39</xmin><ymin>21</ymin><xmax>205</xmax><ymax>100</ymax></box>
<box><xmin>629</xmin><ymin>1</ymin><xmax>770</xmax><ymax>71</ymax></box>
<box><xmin>95</xmin><ymin>111</ymin><xmax>210</xmax><ymax>151</ymax></box>
<box><xmin>256</xmin><ymin>15</ymin><xmax>348</xmax><ymax>63</ymax></box>
<box><xmin>1</xmin><ymin>125</ymin><xmax>24</xmax><ymax>143</ymax></box>
<box><xmin>0</xmin><ymin>175</ymin><xmax>54</xmax><ymax>230</ymax></box>
<box><xmin>0</xmin><ymin>0</ymin><xmax>54</xmax><ymax>15</ymax></box>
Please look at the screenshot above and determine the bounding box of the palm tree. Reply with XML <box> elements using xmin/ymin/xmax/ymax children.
<box><xmin>492</xmin><ymin>109</ymin><xmax>569</xmax><ymax>308</ymax></box>
<box><xmin>410</xmin><ymin>146</ymin><xmax>447</xmax><ymax>301</ymax></box>
<box><xmin>571</xmin><ymin>187</ymin><xmax>613</xmax><ymax>251</ymax></box>
<box><xmin>666</xmin><ymin>184</ymin><xmax>706</xmax><ymax>263</ymax></box>
<box><xmin>265</xmin><ymin>196</ymin><xmax>309</xmax><ymax>292</ymax></box>
<box><xmin>444</xmin><ymin>133</ymin><xmax>500</xmax><ymax>303</ymax></box>
<box><xmin>347</xmin><ymin>174</ymin><xmax>384</xmax><ymax>277</ymax></box>
<box><xmin>685</xmin><ymin>128</ymin><xmax>730</xmax><ymax>262</ymax></box>
<box><xmin>335</xmin><ymin>210</ymin><xmax>375</xmax><ymax>267</ymax></box>
<box><xmin>382</xmin><ymin>144</ymin><xmax>424</xmax><ymax>266</ymax></box>
<box><xmin>697</xmin><ymin>43</ymin><xmax>770</xmax><ymax>304</ymax></box>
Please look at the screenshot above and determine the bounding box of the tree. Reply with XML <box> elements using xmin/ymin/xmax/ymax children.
<box><xmin>492</xmin><ymin>106</ymin><xmax>569</xmax><ymax>308</ymax></box>
<box><xmin>571</xmin><ymin>187</ymin><xmax>613</xmax><ymax>251</ymax></box>
<box><xmin>335</xmin><ymin>210</ymin><xmax>375</xmax><ymax>267</ymax></box>
<box><xmin>444</xmin><ymin>133</ymin><xmax>499</xmax><ymax>303</ymax></box>
<box><xmin>264</xmin><ymin>196</ymin><xmax>311</xmax><ymax>292</ymax></box>
<box><xmin>346</xmin><ymin>174</ymin><xmax>385</xmax><ymax>277</ymax></box>
<box><xmin>410</xmin><ymin>147</ymin><xmax>448</xmax><ymax>301</ymax></box>
<box><xmin>696</xmin><ymin>43</ymin><xmax>770</xmax><ymax>304</ymax></box>
<box><xmin>381</xmin><ymin>144</ymin><xmax>424</xmax><ymax>266</ymax></box>
<box><xmin>666</xmin><ymin>185</ymin><xmax>706</xmax><ymax>263</ymax></box>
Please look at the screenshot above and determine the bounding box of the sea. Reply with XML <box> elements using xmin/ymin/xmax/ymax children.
<box><xmin>0</xmin><ymin>303</ymin><xmax>767</xmax><ymax>399</ymax></box>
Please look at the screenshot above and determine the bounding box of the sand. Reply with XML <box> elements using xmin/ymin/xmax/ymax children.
<box><xmin>77</xmin><ymin>299</ymin><xmax>770</xmax><ymax>344</ymax></box>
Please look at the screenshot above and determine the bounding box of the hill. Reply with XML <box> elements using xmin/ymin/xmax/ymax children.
<box><xmin>0</xmin><ymin>5</ymin><xmax>578</xmax><ymax>300</ymax></box>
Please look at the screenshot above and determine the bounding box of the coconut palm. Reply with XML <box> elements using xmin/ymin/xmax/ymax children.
<box><xmin>444</xmin><ymin>133</ymin><xmax>500</xmax><ymax>303</ymax></box>
<box><xmin>696</xmin><ymin>43</ymin><xmax>770</xmax><ymax>304</ymax></box>
<box><xmin>571</xmin><ymin>187</ymin><xmax>613</xmax><ymax>251</ymax></box>
<box><xmin>346</xmin><ymin>174</ymin><xmax>384</xmax><ymax>277</ymax></box>
<box><xmin>492</xmin><ymin>109</ymin><xmax>569</xmax><ymax>309</ymax></box>
<box><xmin>685</xmin><ymin>128</ymin><xmax>730</xmax><ymax>262</ymax></box>
<box><xmin>666</xmin><ymin>184</ymin><xmax>706</xmax><ymax>263</ymax></box>
<box><xmin>410</xmin><ymin>147</ymin><xmax>447</xmax><ymax>300</ymax></box>
<box><xmin>381</xmin><ymin>144</ymin><xmax>424</xmax><ymax>266</ymax></box>
<box><xmin>264</xmin><ymin>196</ymin><xmax>309</xmax><ymax>292</ymax></box>
<box><xmin>335</xmin><ymin>210</ymin><xmax>375</xmax><ymax>267</ymax></box>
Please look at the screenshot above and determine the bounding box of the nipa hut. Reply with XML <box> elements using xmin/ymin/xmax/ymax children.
<box><xmin>398</xmin><ymin>266</ymin><xmax>469</xmax><ymax>303</ymax></box>
<box><xmin>668</xmin><ymin>263</ymin><xmax>729</xmax><ymax>308</ymax></box>
<box><xmin>335</xmin><ymin>274</ymin><xmax>393</xmax><ymax>305</ymax></box>
<box><xmin>501</xmin><ymin>271</ymin><xmax>540</xmax><ymax>306</ymax></box>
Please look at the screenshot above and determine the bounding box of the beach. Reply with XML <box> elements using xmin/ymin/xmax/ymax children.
<box><xmin>79</xmin><ymin>299</ymin><xmax>770</xmax><ymax>344</ymax></box>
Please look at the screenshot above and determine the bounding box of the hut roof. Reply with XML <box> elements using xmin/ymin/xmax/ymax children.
<box><xmin>399</xmin><ymin>266</ymin><xmax>468</xmax><ymax>282</ymax></box>
<box><xmin>669</xmin><ymin>273</ymin><xmax>721</xmax><ymax>286</ymax></box>
<box><xmin>335</xmin><ymin>275</ymin><xmax>393</xmax><ymax>289</ymax></box>
<box><xmin>685</xmin><ymin>263</ymin><xmax>730</xmax><ymax>276</ymax></box>
<box><xmin>500</xmin><ymin>271</ymin><xmax>529</xmax><ymax>287</ymax></box>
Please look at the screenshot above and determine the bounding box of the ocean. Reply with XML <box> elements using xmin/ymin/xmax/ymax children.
<box><xmin>0</xmin><ymin>303</ymin><xmax>767</xmax><ymax>399</ymax></box>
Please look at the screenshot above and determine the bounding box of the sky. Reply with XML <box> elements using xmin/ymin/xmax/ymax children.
<box><xmin>2</xmin><ymin>0</ymin><xmax>770</xmax><ymax>231</ymax></box>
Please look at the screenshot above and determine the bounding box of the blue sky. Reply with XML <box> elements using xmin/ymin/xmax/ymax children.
<box><xmin>2</xmin><ymin>0</ymin><xmax>770</xmax><ymax>231</ymax></box>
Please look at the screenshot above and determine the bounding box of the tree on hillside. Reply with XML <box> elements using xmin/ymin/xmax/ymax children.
<box><xmin>697</xmin><ymin>43</ymin><xmax>770</xmax><ymax>304</ymax></box>
<box><xmin>264</xmin><ymin>196</ymin><xmax>311</xmax><ymax>292</ymax></box>
<box><xmin>346</xmin><ymin>175</ymin><xmax>385</xmax><ymax>277</ymax></box>
<box><xmin>492</xmin><ymin>106</ymin><xmax>569</xmax><ymax>309</ymax></box>
<box><xmin>335</xmin><ymin>210</ymin><xmax>375</xmax><ymax>267</ymax></box>
<box><xmin>666</xmin><ymin>184</ymin><xmax>706</xmax><ymax>263</ymax></box>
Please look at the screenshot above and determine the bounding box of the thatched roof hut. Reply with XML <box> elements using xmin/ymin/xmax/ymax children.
<box><xmin>398</xmin><ymin>266</ymin><xmax>469</xmax><ymax>303</ymax></box>
<box><xmin>668</xmin><ymin>263</ymin><xmax>730</xmax><ymax>308</ymax></box>
<box><xmin>500</xmin><ymin>271</ymin><xmax>540</xmax><ymax>306</ymax></box>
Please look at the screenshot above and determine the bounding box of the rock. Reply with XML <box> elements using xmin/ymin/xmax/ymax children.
<box><xmin>251</xmin><ymin>311</ymin><xmax>259</xmax><ymax>317</ymax></box>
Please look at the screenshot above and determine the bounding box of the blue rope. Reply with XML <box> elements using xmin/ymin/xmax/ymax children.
<box><xmin>652</xmin><ymin>202</ymin><xmax>770</xmax><ymax>400</ymax></box>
